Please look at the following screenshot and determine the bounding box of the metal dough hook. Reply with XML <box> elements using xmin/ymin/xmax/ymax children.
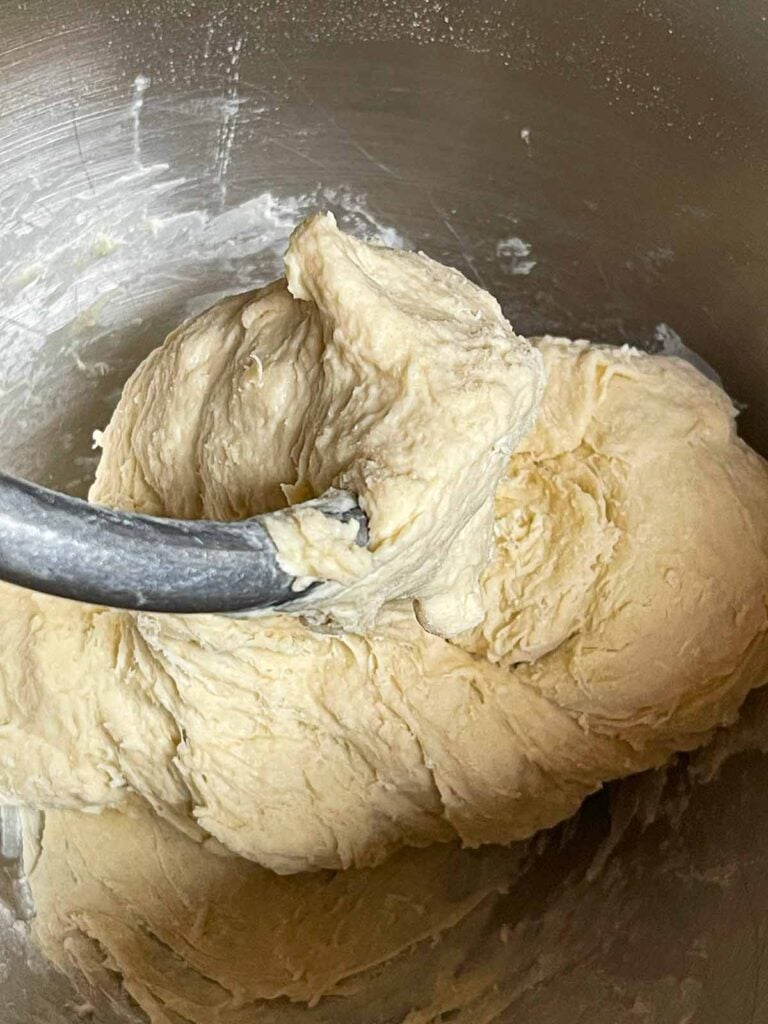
<box><xmin>0</xmin><ymin>472</ymin><xmax>368</xmax><ymax>614</ymax></box>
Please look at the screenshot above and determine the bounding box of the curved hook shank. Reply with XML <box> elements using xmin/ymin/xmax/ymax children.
<box><xmin>0</xmin><ymin>473</ymin><xmax>366</xmax><ymax>614</ymax></box>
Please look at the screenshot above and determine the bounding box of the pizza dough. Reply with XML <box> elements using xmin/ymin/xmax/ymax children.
<box><xmin>1</xmin><ymin>216</ymin><xmax>768</xmax><ymax>1021</ymax></box>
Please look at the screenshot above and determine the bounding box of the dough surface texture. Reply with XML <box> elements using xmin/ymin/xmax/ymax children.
<box><xmin>90</xmin><ymin>212</ymin><xmax>544</xmax><ymax>636</ymax></box>
<box><xmin>1</xmin><ymin>328</ymin><xmax>766</xmax><ymax>872</ymax></box>
<box><xmin>24</xmin><ymin>805</ymin><xmax>524</xmax><ymax>1024</ymax></box>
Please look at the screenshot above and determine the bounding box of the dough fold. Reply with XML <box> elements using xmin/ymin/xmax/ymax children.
<box><xmin>90</xmin><ymin>213</ymin><xmax>544</xmax><ymax>636</ymax></box>
<box><xmin>24</xmin><ymin>805</ymin><xmax>521</xmax><ymax>1021</ymax></box>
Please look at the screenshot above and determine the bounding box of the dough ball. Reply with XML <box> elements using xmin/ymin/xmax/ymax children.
<box><xmin>1</xmin><ymin>340</ymin><xmax>765</xmax><ymax>872</ymax></box>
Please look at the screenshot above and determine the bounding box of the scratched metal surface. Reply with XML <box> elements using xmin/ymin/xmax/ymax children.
<box><xmin>1</xmin><ymin>1</ymin><xmax>768</xmax><ymax>1021</ymax></box>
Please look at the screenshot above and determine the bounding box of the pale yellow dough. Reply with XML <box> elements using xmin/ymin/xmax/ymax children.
<box><xmin>3</xmin><ymin>218</ymin><xmax>768</xmax><ymax>1023</ymax></box>
<box><xmin>24</xmin><ymin>806</ymin><xmax>524</xmax><ymax>1023</ymax></box>
<box><xmin>90</xmin><ymin>213</ymin><xmax>543</xmax><ymax>636</ymax></box>
<box><xmin>3</xmin><ymin>329</ymin><xmax>767</xmax><ymax>873</ymax></box>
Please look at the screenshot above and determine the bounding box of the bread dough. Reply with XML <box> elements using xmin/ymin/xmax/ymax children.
<box><xmin>2</xmin><ymin>315</ymin><xmax>766</xmax><ymax>872</ymax></box>
<box><xmin>90</xmin><ymin>213</ymin><xmax>543</xmax><ymax>636</ymax></box>
<box><xmin>4</xmin><ymin>213</ymin><xmax>766</xmax><ymax>1021</ymax></box>
<box><xmin>16</xmin><ymin>318</ymin><xmax>768</xmax><ymax>1022</ymax></box>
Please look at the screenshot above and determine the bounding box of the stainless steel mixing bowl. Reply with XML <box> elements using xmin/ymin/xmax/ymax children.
<box><xmin>1</xmin><ymin>1</ymin><xmax>768</xmax><ymax>1021</ymax></box>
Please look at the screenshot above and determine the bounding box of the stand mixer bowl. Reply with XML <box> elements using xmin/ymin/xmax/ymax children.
<box><xmin>1</xmin><ymin>1</ymin><xmax>767</xmax><ymax>1021</ymax></box>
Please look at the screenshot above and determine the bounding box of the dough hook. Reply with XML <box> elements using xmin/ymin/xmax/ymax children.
<box><xmin>0</xmin><ymin>472</ymin><xmax>368</xmax><ymax>613</ymax></box>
